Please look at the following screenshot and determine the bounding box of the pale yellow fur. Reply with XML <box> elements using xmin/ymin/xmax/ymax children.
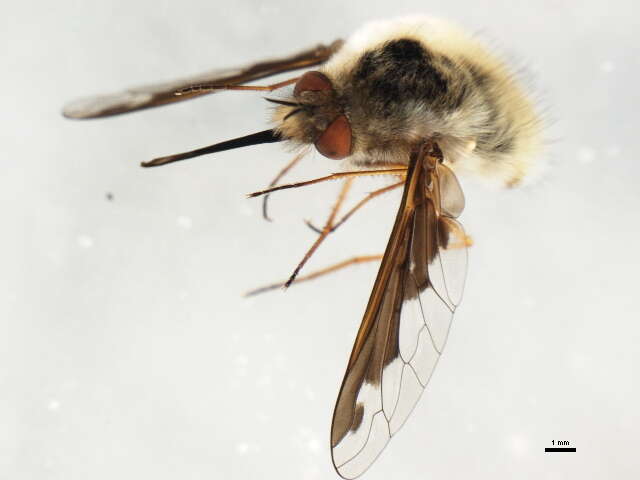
<box><xmin>323</xmin><ymin>16</ymin><xmax>543</xmax><ymax>187</ymax></box>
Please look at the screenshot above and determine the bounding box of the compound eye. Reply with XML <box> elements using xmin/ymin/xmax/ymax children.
<box><xmin>315</xmin><ymin>115</ymin><xmax>351</xmax><ymax>160</ymax></box>
<box><xmin>294</xmin><ymin>71</ymin><xmax>333</xmax><ymax>97</ymax></box>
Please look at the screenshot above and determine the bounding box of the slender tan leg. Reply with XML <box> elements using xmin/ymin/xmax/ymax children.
<box><xmin>247</xmin><ymin>168</ymin><xmax>407</xmax><ymax>198</ymax></box>
<box><xmin>246</xmin><ymin>164</ymin><xmax>408</xmax><ymax>293</ymax></box>
<box><xmin>306</xmin><ymin>179</ymin><xmax>405</xmax><ymax>234</ymax></box>
<box><xmin>283</xmin><ymin>178</ymin><xmax>353</xmax><ymax>287</ymax></box>
<box><xmin>245</xmin><ymin>254</ymin><xmax>383</xmax><ymax>296</ymax></box>
<box><xmin>262</xmin><ymin>150</ymin><xmax>308</xmax><ymax>221</ymax></box>
<box><xmin>176</xmin><ymin>77</ymin><xmax>300</xmax><ymax>95</ymax></box>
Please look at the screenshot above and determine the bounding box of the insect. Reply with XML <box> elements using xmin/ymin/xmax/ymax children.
<box><xmin>64</xmin><ymin>15</ymin><xmax>541</xmax><ymax>478</ymax></box>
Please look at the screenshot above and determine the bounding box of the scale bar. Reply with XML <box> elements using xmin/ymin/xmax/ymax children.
<box><xmin>545</xmin><ymin>447</ymin><xmax>576</xmax><ymax>452</ymax></box>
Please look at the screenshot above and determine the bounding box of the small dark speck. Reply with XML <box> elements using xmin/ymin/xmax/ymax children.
<box><xmin>106</xmin><ymin>192</ymin><xmax>114</xmax><ymax>201</ymax></box>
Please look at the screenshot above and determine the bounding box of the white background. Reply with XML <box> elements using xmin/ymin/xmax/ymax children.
<box><xmin>3</xmin><ymin>1</ymin><xmax>639</xmax><ymax>479</ymax></box>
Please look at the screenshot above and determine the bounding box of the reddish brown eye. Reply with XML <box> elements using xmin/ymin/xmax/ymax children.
<box><xmin>294</xmin><ymin>71</ymin><xmax>333</xmax><ymax>97</ymax></box>
<box><xmin>315</xmin><ymin>115</ymin><xmax>352</xmax><ymax>160</ymax></box>
<box><xmin>294</xmin><ymin>71</ymin><xmax>350</xmax><ymax>159</ymax></box>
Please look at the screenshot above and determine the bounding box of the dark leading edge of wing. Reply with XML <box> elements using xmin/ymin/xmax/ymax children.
<box><xmin>330</xmin><ymin>147</ymin><xmax>468</xmax><ymax>479</ymax></box>
<box><xmin>62</xmin><ymin>40</ymin><xmax>343</xmax><ymax>119</ymax></box>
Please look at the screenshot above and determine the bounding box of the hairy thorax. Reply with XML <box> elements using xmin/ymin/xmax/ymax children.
<box><xmin>273</xmin><ymin>17</ymin><xmax>541</xmax><ymax>186</ymax></box>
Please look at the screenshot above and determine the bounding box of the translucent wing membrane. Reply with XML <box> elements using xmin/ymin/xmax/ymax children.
<box><xmin>437</xmin><ymin>162</ymin><xmax>465</xmax><ymax>218</ymax></box>
<box><xmin>63</xmin><ymin>41</ymin><xmax>342</xmax><ymax>119</ymax></box>
<box><xmin>331</xmin><ymin>152</ymin><xmax>467</xmax><ymax>479</ymax></box>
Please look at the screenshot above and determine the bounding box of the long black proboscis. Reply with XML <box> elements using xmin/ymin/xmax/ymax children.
<box><xmin>141</xmin><ymin>129</ymin><xmax>283</xmax><ymax>167</ymax></box>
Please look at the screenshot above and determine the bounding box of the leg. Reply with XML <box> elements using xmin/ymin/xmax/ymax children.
<box><xmin>262</xmin><ymin>150</ymin><xmax>308</xmax><ymax>221</ymax></box>
<box><xmin>247</xmin><ymin>167</ymin><xmax>407</xmax><ymax>198</ymax></box>
<box><xmin>245</xmin><ymin>254</ymin><xmax>383</xmax><ymax>296</ymax></box>
<box><xmin>176</xmin><ymin>77</ymin><xmax>300</xmax><ymax>95</ymax></box>
<box><xmin>283</xmin><ymin>178</ymin><xmax>354</xmax><ymax>287</ymax></box>
<box><xmin>305</xmin><ymin>179</ymin><xmax>405</xmax><ymax>234</ymax></box>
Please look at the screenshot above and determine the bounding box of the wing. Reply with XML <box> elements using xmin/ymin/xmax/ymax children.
<box><xmin>62</xmin><ymin>40</ymin><xmax>343</xmax><ymax>119</ymax></box>
<box><xmin>330</xmin><ymin>150</ymin><xmax>468</xmax><ymax>479</ymax></box>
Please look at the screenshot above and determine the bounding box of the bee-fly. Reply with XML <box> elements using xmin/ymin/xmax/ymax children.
<box><xmin>64</xmin><ymin>15</ymin><xmax>542</xmax><ymax>479</ymax></box>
